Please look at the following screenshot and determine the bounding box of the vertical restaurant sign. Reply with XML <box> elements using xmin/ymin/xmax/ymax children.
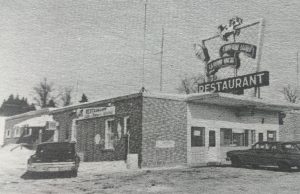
<box><xmin>77</xmin><ymin>106</ymin><xmax>115</xmax><ymax>119</ymax></box>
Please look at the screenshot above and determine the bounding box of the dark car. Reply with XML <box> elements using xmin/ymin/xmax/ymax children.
<box><xmin>226</xmin><ymin>141</ymin><xmax>300</xmax><ymax>170</ymax></box>
<box><xmin>27</xmin><ymin>142</ymin><xmax>80</xmax><ymax>177</ymax></box>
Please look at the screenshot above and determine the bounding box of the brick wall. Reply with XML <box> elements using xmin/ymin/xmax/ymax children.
<box><xmin>52</xmin><ymin>95</ymin><xmax>143</xmax><ymax>163</ymax></box>
<box><xmin>280</xmin><ymin>111</ymin><xmax>300</xmax><ymax>141</ymax></box>
<box><xmin>141</xmin><ymin>97</ymin><xmax>187</xmax><ymax>167</ymax></box>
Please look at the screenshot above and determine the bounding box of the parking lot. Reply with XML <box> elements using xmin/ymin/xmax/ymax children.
<box><xmin>2</xmin><ymin>163</ymin><xmax>300</xmax><ymax>193</ymax></box>
<box><xmin>1</xmin><ymin>145</ymin><xmax>300</xmax><ymax>194</ymax></box>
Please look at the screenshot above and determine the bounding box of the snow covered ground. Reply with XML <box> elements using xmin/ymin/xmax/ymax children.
<box><xmin>1</xmin><ymin>144</ymin><xmax>300</xmax><ymax>193</ymax></box>
<box><xmin>0</xmin><ymin>116</ymin><xmax>7</xmax><ymax>146</ymax></box>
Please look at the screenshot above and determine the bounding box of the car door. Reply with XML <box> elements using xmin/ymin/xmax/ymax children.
<box><xmin>265</xmin><ymin>143</ymin><xmax>280</xmax><ymax>166</ymax></box>
<box><xmin>247</xmin><ymin>142</ymin><xmax>263</xmax><ymax>165</ymax></box>
<box><xmin>253</xmin><ymin>142</ymin><xmax>272</xmax><ymax>165</ymax></box>
<box><xmin>242</xmin><ymin>143</ymin><xmax>260</xmax><ymax>165</ymax></box>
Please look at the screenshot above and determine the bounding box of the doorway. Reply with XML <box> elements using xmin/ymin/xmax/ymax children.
<box><xmin>207</xmin><ymin>130</ymin><xmax>219</xmax><ymax>163</ymax></box>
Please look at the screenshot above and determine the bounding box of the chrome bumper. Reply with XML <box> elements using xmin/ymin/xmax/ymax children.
<box><xmin>28</xmin><ymin>162</ymin><xmax>77</xmax><ymax>172</ymax></box>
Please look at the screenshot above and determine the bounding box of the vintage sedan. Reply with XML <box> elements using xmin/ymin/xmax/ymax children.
<box><xmin>226</xmin><ymin>141</ymin><xmax>300</xmax><ymax>170</ymax></box>
<box><xmin>27</xmin><ymin>142</ymin><xmax>80</xmax><ymax>177</ymax></box>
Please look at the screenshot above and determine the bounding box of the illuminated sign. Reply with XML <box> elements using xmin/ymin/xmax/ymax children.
<box><xmin>198</xmin><ymin>71</ymin><xmax>269</xmax><ymax>93</ymax></box>
<box><xmin>219</xmin><ymin>43</ymin><xmax>256</xmax><ymax>59</ymax></box>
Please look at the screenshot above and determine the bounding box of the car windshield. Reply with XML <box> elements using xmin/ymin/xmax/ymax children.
<box><xmin>36</xmin><ymin>143</ymin><xmax>75</xmax><ymax>159</ymax></box>
<box><xmin>282</xmin><ymin>143</ymin><xmax>300</xmax><ymax>153</ymax></box>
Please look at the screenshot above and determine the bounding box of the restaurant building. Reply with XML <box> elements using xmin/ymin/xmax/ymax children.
<box><xmin>48</xmin><ymin>92</ymin><xmax>300</xmax><ymax>167</ymax></box>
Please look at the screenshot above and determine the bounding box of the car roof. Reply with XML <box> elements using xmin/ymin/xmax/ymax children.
<box><xmin>255</xmin><ymin>141</ymin><xmax>282</xmax><ymax>144</ymax></box>
<box><xmin>37</xmin><ymin>141</ymin><xmax>75</xmax><ymax>146</ymax></box>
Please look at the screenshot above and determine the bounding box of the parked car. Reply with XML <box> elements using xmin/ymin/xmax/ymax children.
<box><xmin>27</xmin><ymin>142</ymin><xmax>80</xmax><ymax>177</ymax></box>
<box><xmin>226</xmin><ymin>141</ymin><xmax>300</xmax><ymax>170</ymax></box>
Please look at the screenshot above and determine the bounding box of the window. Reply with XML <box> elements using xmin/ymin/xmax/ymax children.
<box><xmin>220</xmin><ymin>128</ymin><xmax>254</xmax><ymax>147</ymax></box>
<box><xmin>191</xmin><ymin>127</ymin><xmax>205</xmax><ymax>147</ymax></box>
<box><xmin>209</xmin><ymin>131</ymin><xmax>216</xmax><ymax>147</ymax></box>
<box><xmin>123</xmin><ymin>116</ymin><xmax>130</xmax><ymax>135</ymax></box>
<box><xmin>251</xmin><ymin>130</ymin><xmax>256</xmax><ymax>144</ymax></box>
<box><xmin>282</xmin><ymin>143</ymin><xmax>299</xmax><ymax>153</ymax></box>
<box><xmin>232</xmin><ymin>133</ymin><xmax>245</xmax><ymax>146</ymax></box>
<box><xmin>220</xmin><ymin>128</ymin><xmax>232</xmax><ymax>146</ymax></box>
<box><xmin>267</xmin><ymin>131</ymin><xmax>276</xmax><ymax>142</ymax></box>
<box><xmin>105</xmin><ymin>119</ymin><xmax>115</xmax><ymax>149</ymax></box>
<box><xmin>6</xmin><ymin>129</ymin><xmax>10</xmax><ymax>138</ymax></box>
<box><xmin>253</xmin><ymin>142</ymin><xmax>269</xmax><ymax>150</ymax></box>
<box><xmin>24</xmin><ymin>128</ymin><xmax>32</xmax><ymax>136</ymax></box>
<box><xmin>14</xmin><ymin>127</ymin><xmax>21</xmax><ymax>137</ymax></box>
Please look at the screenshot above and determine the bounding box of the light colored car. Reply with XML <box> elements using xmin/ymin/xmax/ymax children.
<box><xmin>27</xmin><ymin>142</ymin><xmax>80</xmax><ymax>177</ymax></box>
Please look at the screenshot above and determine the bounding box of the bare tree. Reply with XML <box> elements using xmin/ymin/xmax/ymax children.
<box><xmin>60</xmin><ymin>87</ymin><xmax>73</xmax><ymax>106</ymax></box>
<box><xmin>33</xmin><ymin>78</ymin><xmax>56</xmax><ymax>108</ymax></box>
<box><xmin>177</xmin><ymin>74</ymin><xmax>205</xmax><ymax>94</ymax></box>
<box><xmin>281</xmin><ymin>85</ymin><xmax>298</xmax><ymax>103</ymax></box>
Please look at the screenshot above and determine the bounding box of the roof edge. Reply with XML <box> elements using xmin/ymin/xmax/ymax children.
<box><xmin>6</xmin><ymin>108</ymin><xmax>53</xmax><ymax>121</ymax></box>
<box><xmin>50</xmin><ymin>93</ymin><xmax>142</xmax><ymax>114</ymax></box>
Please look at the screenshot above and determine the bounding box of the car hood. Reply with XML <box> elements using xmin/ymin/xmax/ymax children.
<box><xmin>227</xmin><ymin>149</ymin><xmax>250</xmax><ymax>156</ymax></box>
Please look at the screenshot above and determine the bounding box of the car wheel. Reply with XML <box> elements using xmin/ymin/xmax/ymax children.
<box><xmin>71</xmin><ymin>170</ymin><xmax>78</xmax><ymax>177</ymax></box>
<box><xmin>278</xmin><ymin>162</ymin><xmax>291</xmax><ymax>171</ymax></box>
<box><xmin>231</xmin><ymin>157</ymin><xmax>242</xmax><ymax>167</ymax></box>
<box><xmin>251</xmin><ymin>164</ymin><xmax>259</xmax><ymax>169</ymax></box>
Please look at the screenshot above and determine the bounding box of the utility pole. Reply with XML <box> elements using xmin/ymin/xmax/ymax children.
<box><xmin>159</xmin><ymin>27</ymin><xmax>165</xmax><ymax>92</ymax></box>
<box><xmin>141</xmin><ymin>0</ymin><xmax>148</xmax><ymax>93</ymax></box>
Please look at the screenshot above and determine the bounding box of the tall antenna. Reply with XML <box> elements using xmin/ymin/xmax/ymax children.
<box><xmin>76</xmin><ymin>80</ymin><xmax>79</xmax><ymax>102</ymax></box>
<box><xmin>159</xmin><ymin>27</ymin><xmax>165</xmax><ymax>92</ymax></box>
<box><xmin>297</xmin><ymin>51</ymin><xmax>299</xmax><ymax>89</ymax></box>
<box><xmin>141</xmin><ymin>0</ymin><xmax>148</xmax><ymax>92</ymax></box>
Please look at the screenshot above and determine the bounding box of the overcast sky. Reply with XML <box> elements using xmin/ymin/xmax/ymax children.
<box><xmin>0</xmin><ymin>0</ymin><xmax>300</xmax><ymax>105</ymax></box>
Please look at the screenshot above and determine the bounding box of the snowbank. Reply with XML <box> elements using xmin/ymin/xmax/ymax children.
<box><xmin>0</xmin><ymin>144</ymin><xmax>34</xmax><ymax>176</ymax></box>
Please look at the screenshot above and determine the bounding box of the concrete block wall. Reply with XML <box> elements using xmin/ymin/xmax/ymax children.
<box><xmin>141</xmin><ymin>97</ymin><xmax>187</xmax><ymax>167</ymax></box>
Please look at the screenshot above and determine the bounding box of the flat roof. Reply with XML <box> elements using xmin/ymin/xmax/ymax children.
<box><xmin>6</xmin><ymin>108</ymin><xmax>54</xmax><ymax>121</ymax></box>
<box><xmin>50</xmin><ymin>92</ymin><xmax>300</xmax><ymax>114</ymax></box>
<box><xmin>185</xmin><ymin>93</ymin><xmax>300</xmax><ymax>111</ymax></box>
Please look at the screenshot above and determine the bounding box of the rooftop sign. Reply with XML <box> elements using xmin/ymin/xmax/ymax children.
<box><xmin>198</xmin><ymin>71</ymin><xmax>269</xmax><ymax>93</ymax></box>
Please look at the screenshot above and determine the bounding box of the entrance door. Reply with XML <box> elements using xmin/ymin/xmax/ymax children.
<box><xmin>258</xmin><ymin>133</ymin><xmax>264</xmax><ymax>142</ymax></box>
<box><xmin>207</xmin><ymin>130</ymin><xmax>219</xmax><ymax>163</ymax></box>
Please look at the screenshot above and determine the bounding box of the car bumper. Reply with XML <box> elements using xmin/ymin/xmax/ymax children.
<box><xmin>27</xmin><ymin>162</ymin><xmax>77</xmax><ymax>172</ymax></box>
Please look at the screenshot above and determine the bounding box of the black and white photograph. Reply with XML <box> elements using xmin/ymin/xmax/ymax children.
<box><xmin>1</xmin><ymin>0</ymin><xmax>300</xmax><ymax>193</ymax></box>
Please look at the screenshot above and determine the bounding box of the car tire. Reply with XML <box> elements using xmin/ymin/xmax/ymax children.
<box><xmin>278</xmin><ymin>162</ymin><xmax>291</xmax><ymax>171</ymax></box>
<box><xmin>231</xmin><ymin>157</ymin><xmax>242</xmax><ymax>167</ymax></box>
<box><xmin>251</xmin><ymin>164</ymin><xmax>259</xmax><ymax>169</ymax></box>
<box><xmin>71</xmin><ymin>170</ymin><xmax>78</xmax><ymax>177</ymax></box>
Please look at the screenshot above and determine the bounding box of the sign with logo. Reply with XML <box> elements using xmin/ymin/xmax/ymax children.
<box><xmin>207</xmin><ymin>56</ymin><xmax>240</xmax><ymax>76</ymax></box>
<box><xmin>77</xmin><ymin>106</ymin><xmax>115</xmax><ymax>119</ymax></box>
<box><xmin>198</xmin><ymin>71</ymin><xmax>269</xmax><ymax>93</ymax></box>
<box><xmin>219</xmin><ymin>43</ymin><xmax>257</xmax><ymax>59</ymax></box>
<box><xmin>156</xmin><ymin>140</ymin><xmax>175</xmax><ymax>148</ymax></box>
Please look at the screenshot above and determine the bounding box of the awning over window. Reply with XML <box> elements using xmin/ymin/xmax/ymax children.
<box><xmin>14</xmin><ymin>115</ymin><xmax>56</xmax><ymax>128</ymax></box>
<box><xmin>186</xmin><ymin>93</ymin><xmax>300</xmax><ymax>112</ymax></box>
